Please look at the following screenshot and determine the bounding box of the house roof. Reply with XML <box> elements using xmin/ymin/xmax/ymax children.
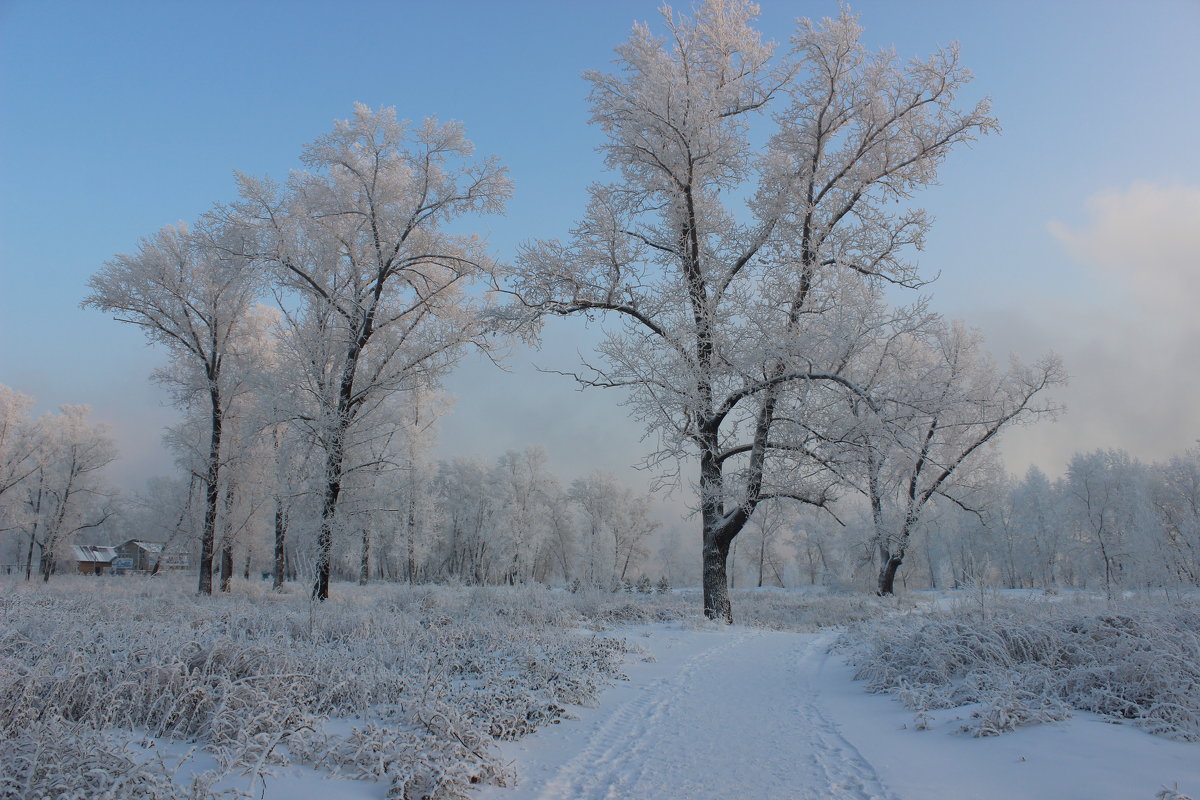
<box><xmin>121</xmin><ymin>539</ymin><xmax>164</xmax><ymax>553</ymax></box>
<box><xmin>73</xmin><ymin>545</ymin><xmax>117</xmax><ymax>563</ymax></box>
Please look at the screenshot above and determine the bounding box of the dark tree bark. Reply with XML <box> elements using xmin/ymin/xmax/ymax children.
<box><xmin>272</xmin><ymin>499</ymin><xmax>287</xmax><ymax>590</ymax></box>
<box><xmin>220</xmin><ymin>541</ymin><xmax>234</xmax><ymax>592</ymax></box>
<box><xmin>198</xmin><ymin>386</ymin><xmax>223</xmax><ymax>595</ymax></box>
<box><xmin>219</xmin><ymin>477</ymin><xmax>235</xmax><ymax>592</ymax></box>
<box><xmin>877</xmin><ymin>555</ymin><xmax>903</xmax><ymax>596</ymax></box>
<box><xmin>359</xmin><ymin>528</ymin><xmax>370</xmax><ymax>586</ymax></box>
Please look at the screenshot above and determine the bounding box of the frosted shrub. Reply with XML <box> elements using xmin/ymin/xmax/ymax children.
<box><xmin>0</xmin><ymin>578</ymin><xmax>632</xmax><ymax>799</ymax></box>
<box><xmin>730</xmin><ymin>588</ymin><xmax>909</xmax><ymax>632</ymax></box>
<box><xmin>561</xmin><ymin>585</ymin><xmax>898</xmax><ymax>632</ymax></box>
<box><xmin>842</xmin><ymin>595</ymin><xmax>1200</xmax><ymax>739</ymax></box>
<box><xmin>0</xmin><ymin>715</ymin><xmax>236</xmax><ymax>800</ymax></box>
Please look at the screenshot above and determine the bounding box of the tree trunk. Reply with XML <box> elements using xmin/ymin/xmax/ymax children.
<box><xmin>877</xmin><ymin>555</ymin><xmax>903</xmax><ymax>596</ymax></box>
<box><xmin>24</xmin><ymin>529</ymin><xmax>36</xmax><ymax>581</ymax></box>
<box><xmin>313</xmin><ymin>464</ymin><xmax>341</xmax><ymax>601</ymax></box>
<box><xmin>273</xmin><ymin>499</ymin><xmax>287</xmax><ymax>590</ymax></box>
<box><xmin>40</xmin><ymin>542</ymin><xmax>53</xmax><ymax>582</ymax></box>
<box><xmin>314</xmin><ymin>349</ymin><xmax>358</xmax><ymax>601</ymax></box>
<box><xmin>702</xmin><ymin>533</ymin><xmax>733</xmax><ymax>623</ymax></box>
<box><xmin>313</xmin><ymin>406</ymin><xmax>348</xmax><ymax>600</ymax></box>
<box><xmin>757</xmin><ymin>530</ymin><xmax>767</xmax><ymax>588</ymax></box>
<box><xmin>359</xmin><ymin>528</ymin><xmax>370</xmax><ymax>586</ymax></box>
<box><xmin>219</xmin><ymin>479</ymin><xmax>236</xmax><ymax>592</ymax></box>
<box><xmin>24</xmin><ymin>482</ymin><xmax>43</xmax><ymax>582</ymax></box>
<box><xmin>405</xmin><ymin>493</ymin><xmax>417</xmax><ymax>583</ymax></box>
<box><xmin>198</xmin><ymin>387</ymin><xmax>222</xmax><ymax>596</ymax></box>
<box><xmin>220</xmin><ymin>540</ymin><xmax>234</xmax><ymax>592</ymax></box>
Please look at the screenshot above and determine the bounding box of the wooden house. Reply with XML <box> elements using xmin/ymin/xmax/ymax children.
<box><xmin>114</xmin><ymin>539</ymin><xmax>190</xmax><ymax>572</ymax></box>
<box><xmin>72</xmin><ymin>545</ymin><xmax>117</xmax><ymax>575</ymax></box>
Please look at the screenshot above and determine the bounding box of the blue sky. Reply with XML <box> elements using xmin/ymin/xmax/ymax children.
<box><xmin>2</xmin><ymin>0</ymin><xmax>1198</xmax><ymax>498</ymax></box>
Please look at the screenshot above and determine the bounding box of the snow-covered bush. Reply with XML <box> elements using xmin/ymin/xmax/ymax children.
<box><xmin>842</xmin><ymin>594</ymin><xmax>1200</xmax><ymax>740</ymax></box>
<box><xmin>0</xmin><ymin>577</ymin><xmax>632</xmax><ymax>799</ymax></box>
<box><xmin>0</xmin><ymin>715</ymin><xmax>237</xmax><ymax>800</ymax></box>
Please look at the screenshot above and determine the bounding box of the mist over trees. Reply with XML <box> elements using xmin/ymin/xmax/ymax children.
<box><xmin>4</xmin><ymin>2</ymin><xmax>1194</xmax><ymax>617</ymax></box>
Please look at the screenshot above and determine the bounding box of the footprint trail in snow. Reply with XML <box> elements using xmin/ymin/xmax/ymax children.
<box><xmin>475</xmin><ymin>627</ymin><xmax>896</xmax><ymax>800</ymax></box>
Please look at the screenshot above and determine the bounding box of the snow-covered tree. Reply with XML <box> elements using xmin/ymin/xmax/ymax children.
<box><xmin>484</xmin><ymin>449</ymin><xmax>549</xmax><ymax>584</ymax></box>
<box><xmin>997</xmin><ymin>466</ymin><xmax>1065</xmax><ymax>588</ymax></box>
<box><xmin>85</xmin><ymin>219</ymin><xmax>261</xmax><ymax>594</ymax></box>
<box><xmin>429</xmin><ymin>458</ymin><xmax>485</xmax><ymax>583</ymax></box>
<box><xmin>860</xmin><ymin>321</ymin><xmax>1063</xmax><ymax>594</ymax></box>
<box><xmin>569</xmin><ymin>471</ymin><xmax>659</xmax><ymax>588</ymax></box>
<box><xmin>1149</xmin><ymin>449</ymin><xmax>1200</xmax><ymax>585</ymax></box>
<box><xmin>0</xmin><ymin>385</ymin><xmax>40</xmax><ymax>511</ymax></box>
<box><xmin>1066</xmin><ymin>449</ymin><xmax>1161</xmax><ymax>599</ymax></box>
<box><xmin>123</xmin><ymin>475</ymin><xmax>200</xmax><ymax>574</ymax></box>
<box><xmin>738</xmin><ymin>497</ymin><xmax>794</xmax><ymax>587</ymax></box>
<box><xmin>237</xmin><ymin>104</ymin><xmax>510</xmax><ymax>600</ymax></box>
<box><xmin>18</xmin><ymin>405</ymin><xmax>117</xmax><ymax>581</ymax></box>
<box><xmin>506</xmin><ymin>2</ymin><xmax>996</xmax><ymax>620</ymax></box>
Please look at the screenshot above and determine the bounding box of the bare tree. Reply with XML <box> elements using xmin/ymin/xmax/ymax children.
<box><xmin>505</xmin><ymin>2</ymin><xmax>996</xmax><ymax>620</ymax></box>
<box><xmin>237</xmin><ymin>105</ymin><xmax>510</xmax><ymax>600</ymax></box>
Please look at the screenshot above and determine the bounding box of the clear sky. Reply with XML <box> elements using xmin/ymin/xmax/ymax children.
<box><xmin>1</xmin><ymin>0</ymin><xmax>1198</xmax><ymax>505</ymax></box>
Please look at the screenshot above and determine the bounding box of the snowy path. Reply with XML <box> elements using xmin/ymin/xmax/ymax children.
<box><xmin>227</xmin><ymin>618</ymin><xmax>1200</xmax><ymax>799</ymax></box>
<box><xmin>475</xmin><ymin>626</ymin><xmax>895</xmax><ymax>800</ymax></box>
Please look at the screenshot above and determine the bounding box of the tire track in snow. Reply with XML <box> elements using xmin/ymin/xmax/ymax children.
<box><xmin>512</xmin><ymin>627</ymin><xmax>896</xmax><ymax>800</ymax></box>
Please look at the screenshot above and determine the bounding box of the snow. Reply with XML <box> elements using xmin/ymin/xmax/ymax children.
<box><xmin>475</xmin><ymin>622</ymin><xmax>1200</xmax><ymax>800</ymax></box>
<box><xmin>5</xmin><ymin>580</ymin><xmax>1197</xmax><ymax>799</ymax></box>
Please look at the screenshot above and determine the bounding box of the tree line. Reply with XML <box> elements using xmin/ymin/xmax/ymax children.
<box><xmin>717</xmin><ymin>448</ymin><xmax>1200</xmax><ymax>600</ymax></box>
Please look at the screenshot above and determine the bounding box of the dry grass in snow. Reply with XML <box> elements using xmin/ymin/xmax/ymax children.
<box><xmin>841</xmin><ymin>592</ymin><xmax>1200</xmax><ymax>740</ymax></box>
<box><xmin>0</xmin><ymin>578</ymin><xmax>636</xmax><ymax>800</ymax></box>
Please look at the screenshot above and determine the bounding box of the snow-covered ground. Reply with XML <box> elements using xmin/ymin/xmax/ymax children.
<box><xmin>4</xmin><ymin>579</ymin><xmax>1197</xmax><ymax>799</ymax></box>
<box><xmin>475</xmin><ymin>622</ymin><xmax>1200</xmax><ymax>800</ymax></box>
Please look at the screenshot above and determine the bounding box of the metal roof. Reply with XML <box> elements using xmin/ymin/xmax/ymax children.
<box><xmin>72</xmin><ymin>545</ymin><xmax>117</xmax><ymax>563</ymax></box>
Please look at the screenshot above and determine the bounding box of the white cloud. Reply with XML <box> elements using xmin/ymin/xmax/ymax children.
<box><xmin>976</xmin><ymin>183</ymin><xmax>1200</xmax><ymax>475</ymax></box>
<box><xmin>1047</xmin><ymin>183</ymin><xmax>1200</xmax><ymax>321</ymax></box>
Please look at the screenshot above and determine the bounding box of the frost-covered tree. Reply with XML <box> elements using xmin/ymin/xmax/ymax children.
<box><xmin>426</xmin><ymin>449</ymin><xmax>576</xmax><ymax>586</ymax></box>
<box><xmin>860</xmin><ymin>321</ymin><xmax>1063</xmax><ymax>595</ymax></box>
<box><xmin>85</xmin><ymin>220</ymin><xmax>261</xmax><ymax>594</ymax></box>
<box><xmin>433</xmin><ymin>457</ymin><xmax>498</xmax><ymax>584</ymax></box>
<box><xmin>739</xmin><ymin>497</ymin><xmax>794</xmax><ymax>587</ymax></box>
<box><xmin>0</xmin><ymin>385</ymin><xmax>41</xmax><ymax>510</ymax></box>
<box><xmin>123</xmin><ymin>475</ymin><xmax>200</xmax><ymax>574</ymax></box>
<box><xmin>237</xmin><ymin>104</ymin><xmax>510</xmax><ymax>600</ymax></box>
<box><xmin>1000</xmin><ymin>466</ymin><xmax>1066</xmax><ymax>587</ymax></box>
<box><xmin>506</xmin><ymin>2</ymin><xmax>996</xmax><ymax>620</ymax></box>
<box><xmin>489</xmin><ymin>448</ymin><xmax>557</xmax><ymax>584</ymax></box>
<box><xmin>1149</xmin><ymin>449</ymin><xmax>1200</xmax><ymax>585</ymax></box>
<box><xmin>569</xmin><ymin>471</ymin><xmax>659</xmax><ymax>588</ymax></box>
<box><xmin>18</xmin><ymin>405</ymin><xmax>117</xmax><ymax>581</ymax></box>
<box><xmin>1066</xmin><ymin>450</ymin><xmax>1161</xmax><ymax>599</ymax></box>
